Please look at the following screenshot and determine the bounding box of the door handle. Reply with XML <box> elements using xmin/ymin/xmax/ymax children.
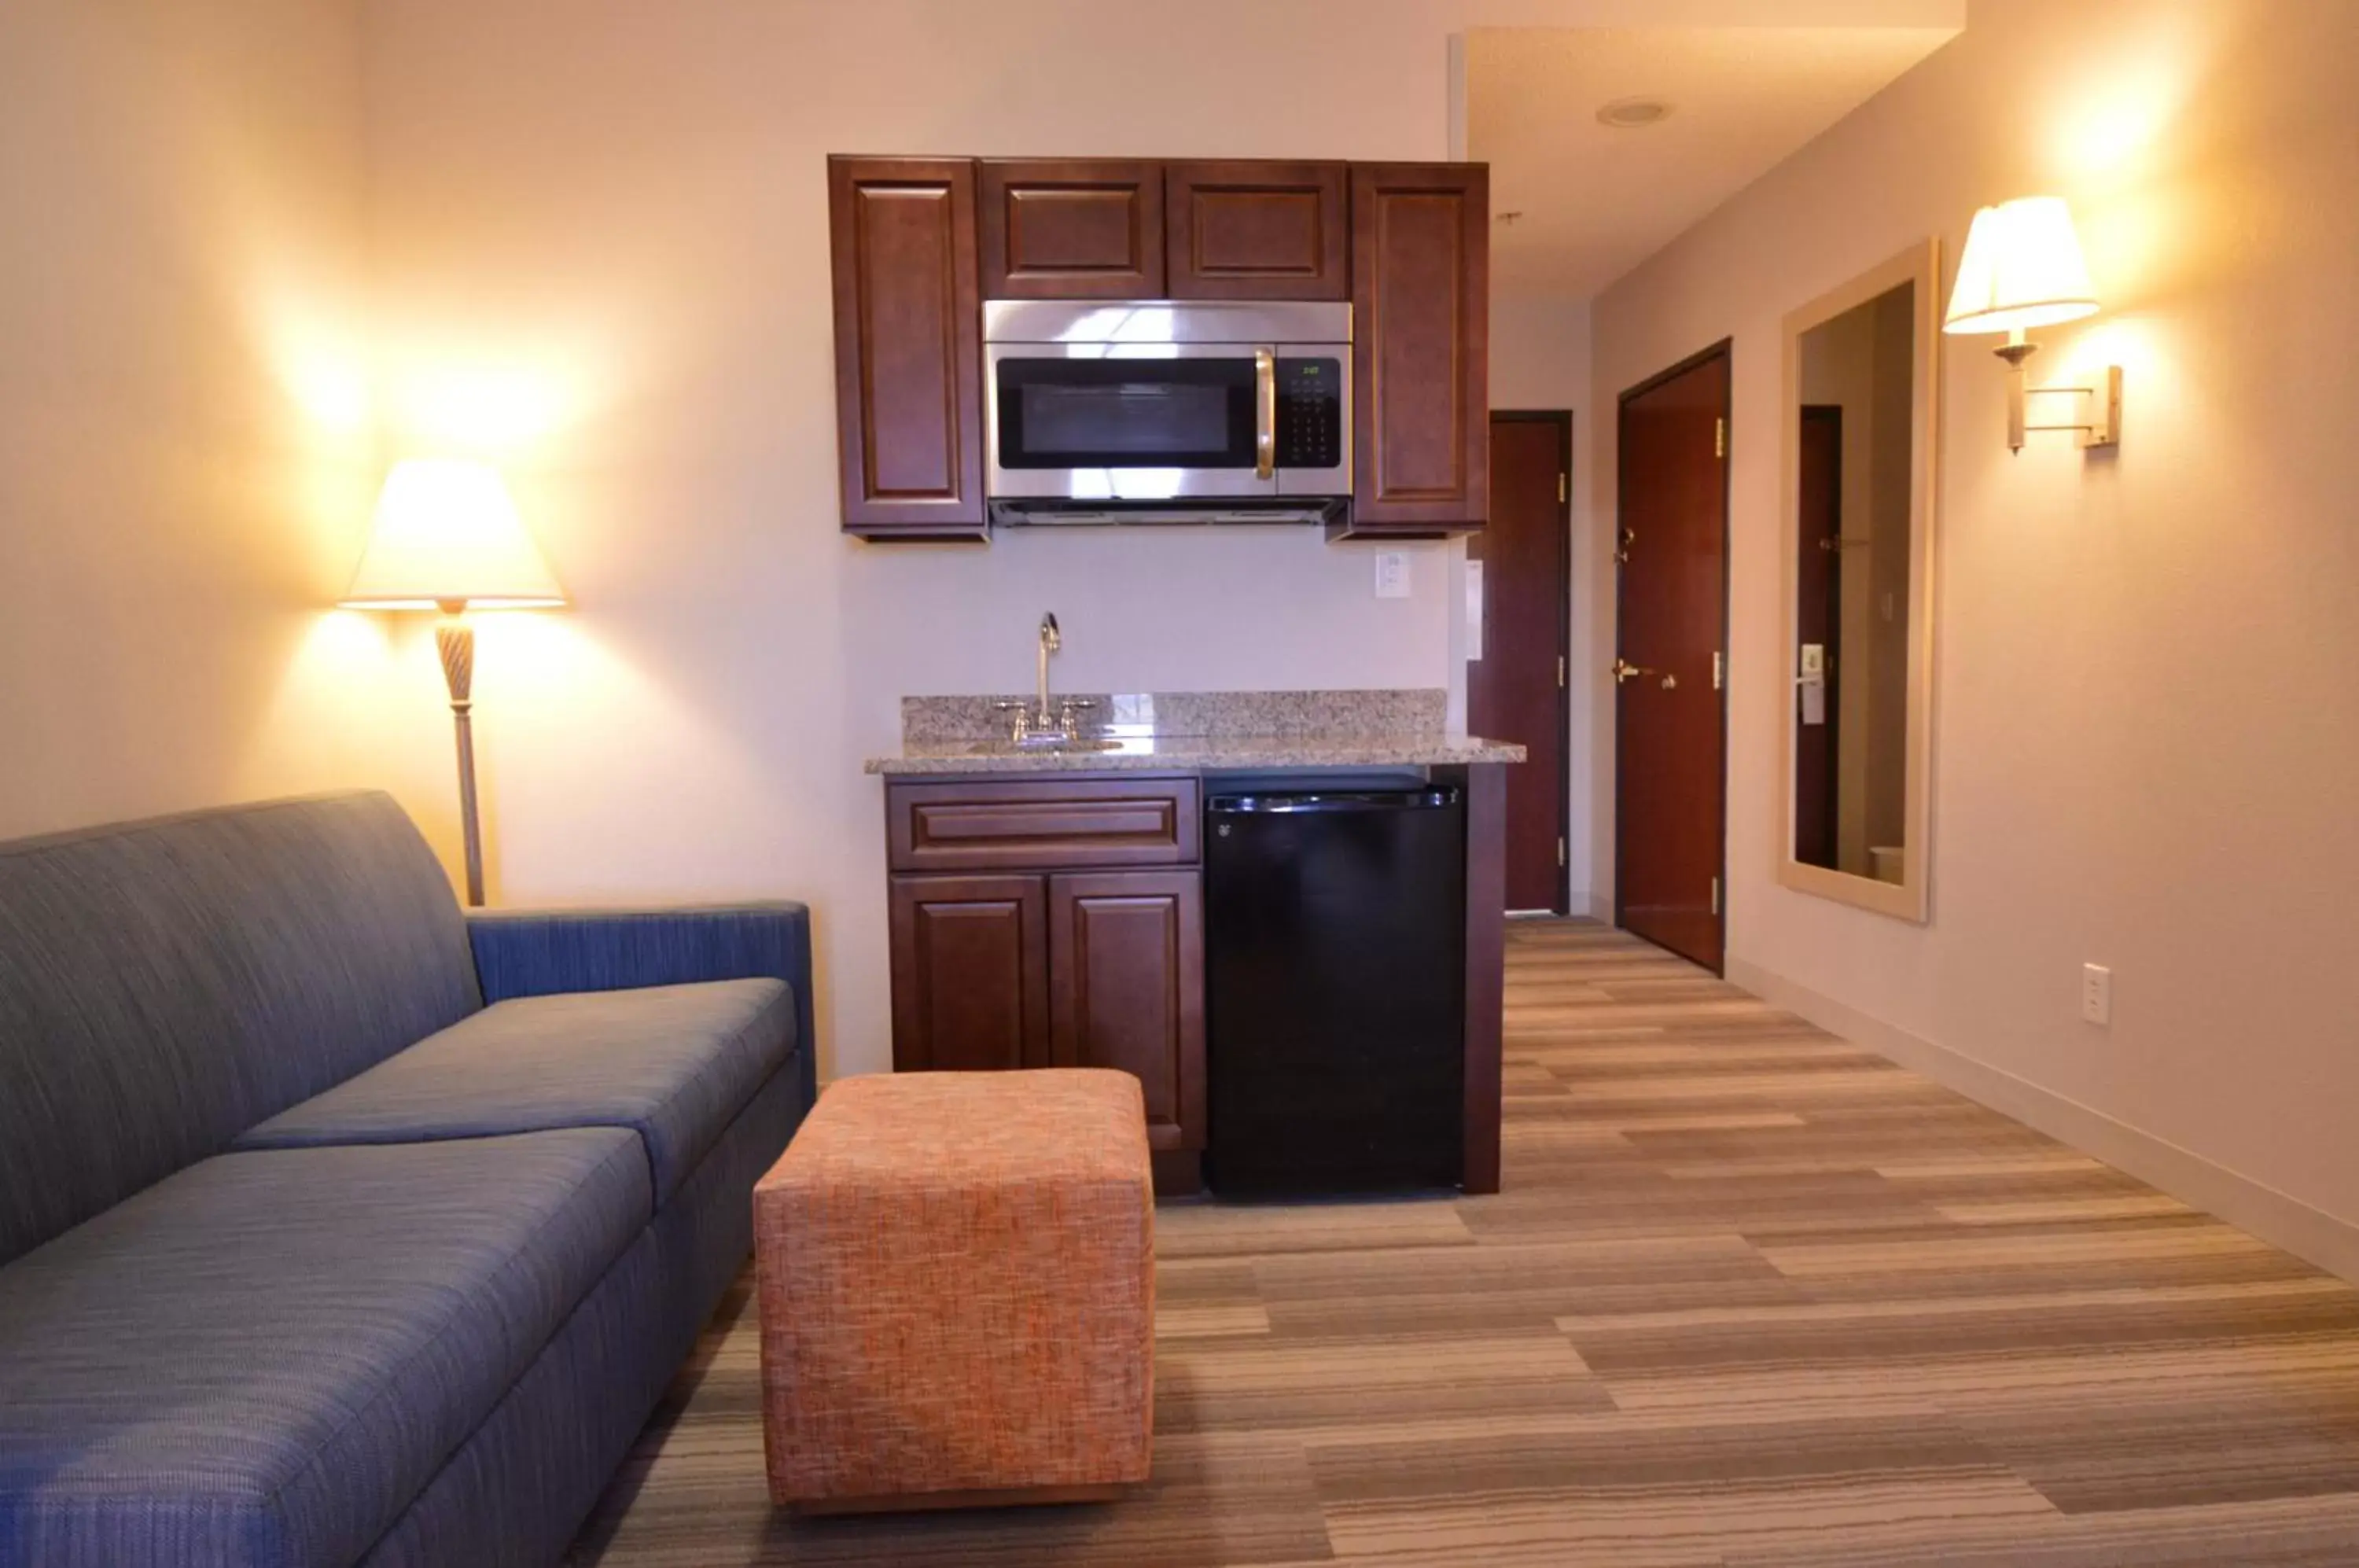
<box><xmin>1614</xmin><ymin>658</ymin><xmax>1679</xmax><ymax>690</ymax></box>
<box><xmin>1614</xmin><ymin>526</ymin><xmax>1636</xmax><ymax>564</ymax></box>
<box><xmin>1254</xmin><ymin>348</ymin><xmax>1276</xmax><ymax>480</ymax></box>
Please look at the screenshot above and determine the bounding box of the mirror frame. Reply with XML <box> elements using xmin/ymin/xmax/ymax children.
<box><xmin>1775</xmin><ymin>239</ymin><xmax>1940</xmax><ymax>922</ymax></box>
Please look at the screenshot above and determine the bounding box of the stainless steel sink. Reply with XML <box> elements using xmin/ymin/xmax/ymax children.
<box><xmin>966</xmin><ymin>736</ymin><xmax>1123</xmax><ymax>755</ymax></box>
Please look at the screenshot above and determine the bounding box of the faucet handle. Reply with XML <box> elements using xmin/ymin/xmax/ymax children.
<box><xmin>1058</xmin><ymin>698</ymin><xmax>1099</xmax><ymax>711</ymax></box>
<box><xmin>991</xmin><ymin>700</ymin><xmax>1030</xmax><ymax>712</ymax></box>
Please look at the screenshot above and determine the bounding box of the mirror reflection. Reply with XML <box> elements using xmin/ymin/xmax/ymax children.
<box><xmin>1792</xmin><ymin>280</ymin><xmax>1916</xmax><ymax>882</ymax></box>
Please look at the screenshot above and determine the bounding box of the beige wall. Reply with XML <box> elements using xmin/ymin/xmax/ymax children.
<box><xmin>0</xmin><ymin>0</ymin><xmax>444</xmax><ymax>840</ymax></box>
<box><xmin>1591</xmin><ymin>0</ymin><xmax>2359</xmax><ymax>1232</ymax></box>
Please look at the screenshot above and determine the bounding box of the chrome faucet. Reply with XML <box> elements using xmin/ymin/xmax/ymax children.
<box><xmin>995</xmin><ymin>612</ymin><xmax>1095</xmax><ymax>745</ymax></box>
<box><xmin>1036</xmin><ymin>612</ymin><xmax>1062</xmax><ymax>727</ymax></box>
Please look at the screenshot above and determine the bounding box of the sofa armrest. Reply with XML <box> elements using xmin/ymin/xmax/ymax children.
<box><xmin>467</xmin><ymin>902</ymin><xmax>816</xmax><ymax>1109</ymax></box>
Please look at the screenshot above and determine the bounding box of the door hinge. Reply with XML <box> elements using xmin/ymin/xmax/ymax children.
<box><xmin>1559</xmin><ymin>837</ymin><xmax>1568</xmax><ymax>868</ymax></box>
<box><xmin>1712</xmin><ymin>650</ymin><xmax>1724</xmax><ymax>690</ymax></box>
<box><xmin>1714</xmin><ymin>417</ymin><xmax>1727</xmax><ymax>459</ymax></box>
<box><xmin>1710</xmin><ymin>876</ymin><xmax>1721</xmax><ymax>916</ymax></box>
<box><xmin>1558</xmin><ymin>655</ymin><xmax>1568</xmax><ymax>689</ymax></box>
<box><xmin>1558</xmin><ymin>472</ymin><xmax>1569</xmax><ymax>504</ymax></box>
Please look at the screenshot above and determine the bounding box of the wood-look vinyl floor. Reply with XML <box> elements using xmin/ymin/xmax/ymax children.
<box><xmin>569</xmin><ymin>921</ymin><xmax>2359</xmax><ymax>1566</ymax></box>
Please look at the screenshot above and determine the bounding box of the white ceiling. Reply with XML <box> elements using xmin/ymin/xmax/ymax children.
<box><xmin>1468</xmin><ymin>26</ymin><xmax>1959</xmax><ymax>300</ymax></box>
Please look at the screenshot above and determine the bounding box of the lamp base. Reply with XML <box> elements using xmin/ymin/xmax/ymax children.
<box><xmin>436</xmin><ymin>613</ymin><xmax>485</xmax><ymax>907</ymax></box>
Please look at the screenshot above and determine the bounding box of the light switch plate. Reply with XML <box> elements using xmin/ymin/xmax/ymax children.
<box><xmin>1375</xmin><ymin>552</ymin><xmax>1411</xmax><ymax>599</ymax></box>
<box><xmin>2081</xmin><ymin>963</ymin><xmax>2113</xmax><ymax>1026</ymax></box>
<box><xmin>1464</xmin><ymin>560</ymin><xmax>1484</xmax><ymax>657</ymax></box>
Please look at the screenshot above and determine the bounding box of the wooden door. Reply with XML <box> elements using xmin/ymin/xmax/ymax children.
<box><xmin>1346</xmin><ymin>163</ymin><xmax>1489</xmax><ymax>536</ymax></box>
<box><xmin>1048</xmin><ymin>870</ymin><xmax>1205</xmax><ymax>1154</ymax></box>
<box><xmin>978</xmin><ymin>160</ymin><xmax>1164</xmax><ymax>299</ymax></box>
<box><xmin>1468</xmin><ymin>412</ymin><xmax>1570</xmax><ymax>913</ymax></box>
<box><xmin>889</xmin><ymin>874</ymin><xmax>1049</xmax><ymax>1072</ymax></box>
<box><xmin>1794</xmin><ymin>407</ymin><xmax>1843</xmax><ymax>870</ymax></box>
<box><xmin>1614</xmin><ymin>345</ymin><xmax>1730</xmax><ymax>971</ymax></box>
<box><xmin>826</xmin><ymin>156</ymin><xmax>985</xmax><ymax>539</ymax></box>
<box><xmin>1165</xmin><ymin>160</ymin><xmax>1348</xmax><ymax>300</ymax></box>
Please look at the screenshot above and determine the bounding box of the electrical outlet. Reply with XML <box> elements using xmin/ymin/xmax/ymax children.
<box><xmin>1374</xmin><ymin>551</ymin><xmax>1411</xmax><ymax>599</ymax></box>
<box><xmin>2081</xmin><ymin>963</ymin><xmax>2113</xmax><ymax>1026</ymax></box>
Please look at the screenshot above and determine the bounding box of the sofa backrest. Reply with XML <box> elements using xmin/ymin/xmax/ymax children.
<box><xmin>0</xmin><ymin>791</ymin><xmax>482</xmax><ymax>1266</ymax></box>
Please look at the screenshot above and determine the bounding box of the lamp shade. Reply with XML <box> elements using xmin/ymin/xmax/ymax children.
<box><xmin>1942</xmin><ymin>196</ymin><xmax>2100</xmax><ymax>336</ymax></box>
<box><xmin>340</xmin><ymin>458</ymin><xmax>565</xmax><ymax>609</ymax></box>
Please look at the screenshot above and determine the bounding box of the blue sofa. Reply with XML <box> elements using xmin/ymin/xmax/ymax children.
<box><xmin>0</xmin><ymin>792</ymin><xmax>815</xmax><ymax>1567</ymax></box>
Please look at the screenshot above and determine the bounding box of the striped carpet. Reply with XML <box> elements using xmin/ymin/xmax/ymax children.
<box><xmin>568</xmin><ymin>920</ymin><xmax>2359</xmax><ymax>1566</ymax></box>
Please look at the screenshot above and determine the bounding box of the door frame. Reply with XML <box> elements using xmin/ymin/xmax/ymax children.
<box><xmin>1484</xmin><ymin>407</ymin><xmax>1573</xmax><ymax>916</ymax></box>
<box><xmin>1611</xmin><ymin>340</ymin><xmax>1732</xmax><ymax>973</ymax></box>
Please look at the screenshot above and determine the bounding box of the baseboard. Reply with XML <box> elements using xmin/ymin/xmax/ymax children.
<box><xmin>1582</xmin><ymin>892</ymin><xmax>1612</xmax><ymax>922</ymax></box>
<box><xmin>1726</xmin><ymin>957</ymin><xmax>2359</xmax><ymax>1286</ymax></box>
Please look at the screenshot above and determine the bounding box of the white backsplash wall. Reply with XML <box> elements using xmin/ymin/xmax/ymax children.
<box><xmin>845</xmin><ymin>528</ymin><xmax>1452</xmax><ymax>712</ymax></box>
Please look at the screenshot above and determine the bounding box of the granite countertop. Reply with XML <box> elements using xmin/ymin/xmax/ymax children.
<box><xmin>864</xmin><ymin>690</ymin><xmax>1527</xmax><ymax>775</ymax></box>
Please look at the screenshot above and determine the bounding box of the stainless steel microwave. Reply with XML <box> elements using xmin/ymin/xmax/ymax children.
<box><xmin>983</xmin><ymin>300</ymin><xmax>1351</xmax><ymax>525</ymax></box>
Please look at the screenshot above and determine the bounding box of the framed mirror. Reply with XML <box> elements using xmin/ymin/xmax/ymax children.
<box><xmin>1777</xmin><ymin>241</ymin><xmax>1938</xmax><ymax>922</ymax></box>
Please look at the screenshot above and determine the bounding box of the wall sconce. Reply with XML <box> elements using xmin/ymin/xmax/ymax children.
<box><xmin>1942</xmin><ymin>195</ymin><xmax>2120</xmax><ymax>453</ymax></box>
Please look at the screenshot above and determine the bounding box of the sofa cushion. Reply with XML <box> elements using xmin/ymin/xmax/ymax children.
<box><xmin>0</xmin><ymin>793</ymin><xmax>480</xmax><ymax>1268</ymax></box>
<box><xmin>0</xmin><ymin>1128</ymin><xmax>650</xmax><ymax>1568</ymax></box>
<box><xmin>237</xmin><ymin>978</ymin><xmax>796</xmax><ymax>1205</ymax></box>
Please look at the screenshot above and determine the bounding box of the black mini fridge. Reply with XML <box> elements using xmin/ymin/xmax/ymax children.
<box><xmin>1203</xmin><ymin>784</ymin><xmax>1464</xmax><ymax>1196</ymax></box>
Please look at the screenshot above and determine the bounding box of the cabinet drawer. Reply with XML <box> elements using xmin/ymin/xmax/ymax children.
<box><xmin>887</xmin><ymin>776</ymin><xmax>1200</xmax><ymax>871</ymax></box>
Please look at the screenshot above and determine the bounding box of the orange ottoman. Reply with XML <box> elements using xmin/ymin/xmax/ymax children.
<box><xmin>753</xmin><ymin>1069</ymin><xmax>1154</xmax><ymax>1512</ymax></box>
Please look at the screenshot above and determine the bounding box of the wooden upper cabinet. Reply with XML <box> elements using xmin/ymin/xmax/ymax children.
<box><xmin>1346</xmin><ymin>162</ymin><xmax>1491</xmax><ymax>536</ymax></box>
<box><xmin>979</xmin><ymin>160</ymin><xmax>1164</xmax><ymax>299</ymax></box>
<box><xmin>1165</xmin><ymin>160</ymin><xmax>1349</xmax><ymax>300</ymax></box>
<box><xmin>827</xmin><ymin>156</ymin><xmax>985</xmax><ymax>538</ymax></box>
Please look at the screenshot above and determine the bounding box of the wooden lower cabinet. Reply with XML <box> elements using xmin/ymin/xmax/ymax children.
<box><xmin>1049</xmin><ymin>870</ymin><xmax>1205</xmax><ymax>1156</ymax></box>
<box><xmin>889</xmin><ymin>862</ymin><xmax>1205</xmax><ymax>1189</ymax></box>
<box><xmin>888</xmin><ymin>874</ymin><xmax>1050</xmax><ymax>1072</ymax></box>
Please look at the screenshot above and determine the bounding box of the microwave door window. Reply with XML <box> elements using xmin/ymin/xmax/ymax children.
<box><xmin>997</xmin><ymin>358</ymin><xmax>1257</xmax><ymax>469</ymax></box>
<box><xmin>1023</xmin><ymin>382</ymin><xmax>1230</xmax><ymax>460</ymax></box>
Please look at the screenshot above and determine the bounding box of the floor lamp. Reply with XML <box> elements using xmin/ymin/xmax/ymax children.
<box><xmin>340</xmin><ymin>458</ymin><xmax>565</xmax><ymax>906</ymax></box>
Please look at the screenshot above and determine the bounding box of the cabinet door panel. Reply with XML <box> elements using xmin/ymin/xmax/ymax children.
<box><xmin>1166</xmin><ymin>160</ymin><xmax>1348</xmax><ymax>300</ymax></box>
<box><xmin>1049</xmin><ymin>871</ymin><xmax>1205</xmax><ymax>1152</ymax></box>
<box><xmin>980</xmin><ymin>160</ymin><xmax>1164</xmax><ymax>299</ymax></box>
<box><xmin>827</xmin><ymin>156</ymin><xmax>985</xmax><ymax>537</ymax></box>
<box><xmin>889</xmin><ymin>874</ymin><xmax>1049</xmax><ymax>1073</ymax></box>
<box><xmin>1348</xmin><ymin>163</ymin><xmax>1490</xmax><ymax>535</ymax></box>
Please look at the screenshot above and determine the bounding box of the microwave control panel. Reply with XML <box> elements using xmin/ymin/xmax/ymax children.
<box><xmin>1275</xmin><ymin>358</ymin><xmax>1345</xmax><ymax>471</ymax></box>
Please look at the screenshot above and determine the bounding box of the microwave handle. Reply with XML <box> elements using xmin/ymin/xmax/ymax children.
<box><xmin>1254</xmin><ymin>348</ymin><xmax>1276</xmax><ymax>480</ymax></box>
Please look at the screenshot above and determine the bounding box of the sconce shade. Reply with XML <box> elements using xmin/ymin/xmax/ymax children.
<box><xmin>340</xmin><ymin>458</ymin><xmax>565</xmax><ymax>609</ymax></box>
<box><xmin>1942</xmin><ymin>196</ymin><xmax>2099</xmax><ymax>336</ymax></box>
